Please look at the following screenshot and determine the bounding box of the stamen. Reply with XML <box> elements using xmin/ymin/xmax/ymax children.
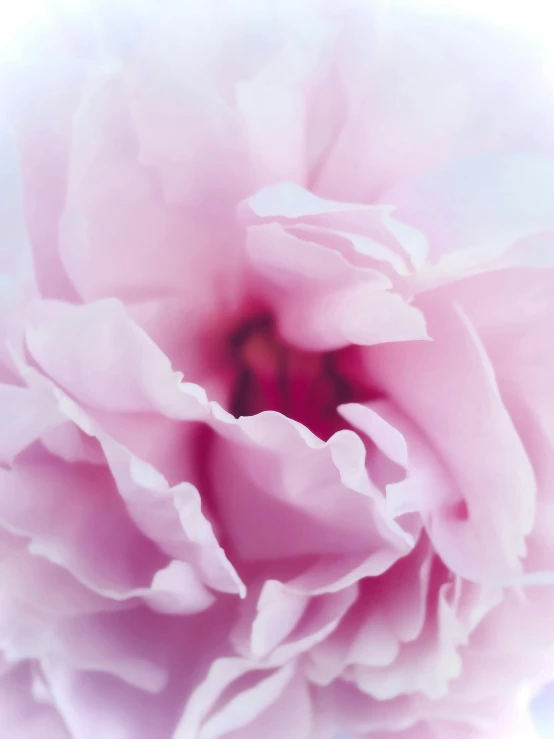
<box><xmin>227</xmin><ymin>314</ymin><xmax>363</xmax><ymax>440</ymax></box>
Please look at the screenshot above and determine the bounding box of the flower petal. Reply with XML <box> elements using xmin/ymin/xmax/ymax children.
<box><xmin>364</xmin><ymin>298</ymin><xmax>536</xmax><ymax>582</ymax></box>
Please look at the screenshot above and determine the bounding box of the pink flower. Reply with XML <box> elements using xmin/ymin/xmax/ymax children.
<box><xmin>2</xmin><ymin>1</ymin><xmax>554</xmax><ymax>737</ymax></box>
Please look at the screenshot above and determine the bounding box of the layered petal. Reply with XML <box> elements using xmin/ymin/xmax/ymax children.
<box><xmin>358</xmin><ymin>299</ymin><xmax>536</xmax><ymax>582</ymax></box>
<box><xmin>3</xmin><ymin>0</ymin><xmax>554</xmax><ymax>736</ymax></box>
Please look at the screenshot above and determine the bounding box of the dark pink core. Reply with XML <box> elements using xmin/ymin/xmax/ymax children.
<box><xmin>227</xmin><ymin>314</ymin><xmax>373</xmax><ymax>440</ymax></box>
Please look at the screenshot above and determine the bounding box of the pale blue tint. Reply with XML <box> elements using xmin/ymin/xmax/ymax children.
<box><xmin>533</xmin><ymin>682</ymin><xmax>554</xmax><ymax>737</ymax></box>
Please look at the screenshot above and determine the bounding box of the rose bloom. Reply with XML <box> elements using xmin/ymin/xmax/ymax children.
<box><xmin>2</xmin><ymin>0</ymin><xmax>554</xmax><ymax>737</ymax></box>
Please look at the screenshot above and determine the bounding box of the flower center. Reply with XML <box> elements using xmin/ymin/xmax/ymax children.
<box><xmin>228</xmin><ymin>315</ymin><xmax>365</xmax><ymax>439</ymax></box>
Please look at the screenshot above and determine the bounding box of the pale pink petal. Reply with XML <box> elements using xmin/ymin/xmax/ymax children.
<box><xmin>40</xmin><ymin>421</ymin><xmax>106</xmax><ymax>465</ymax></box>
<box><xmin>231</xmin><ymin>581</ymin><xmax>311</xmax><ymax>659</ymax></box>
<box><xmin>444</xmin><ymin>269</ymin><xmax>554</xmax><ymax>519</ymax></box>
<box><xmin>0</xmin><ymin>458</ymin><xmax>168</xmax><ymax>598</ymax></box>
<box><xmin>364</xmin><ymin>298</ymin><xmax>536</xmax><ymax>582</ymax></box>
<box><xmin>352</xmin><ymin>577</ymin><xmax>466</xmax><ymax>701</ymax></box>
<box><xmin>307</xmin><ymin>538</ymin><xmax>433</xmax><ymax>686</ymax></box>
<box><xmin>38</xmin><ymin>387</ymin><xmax>244</xmax><ymax>598</ymax></box>
<box><xmin>44</xmin><ymin>608</ymin><xmax>171</xmax><ymax>694</ymax></box>
<box><xmin>218</xmin><ymin>672</ymin><xmax>317</xmax><ymax>739</ymax></box>
<box><xmin>173</xmin><ymin>658</ymin><xmax>320</xmax><ymax>739</ymax></box>
<box><xmin>58</xmin><ymin>69</ymin><xmax>247</xmax><ymax>388</ymax></box>
<box><xmin>315</xmin><ymin>8</ymin><xmax>554</xmax><ymax>202</ymax></box>
<box><xmin>386</xmin><ymin>153</ymin><xmax>554</xmax><ymax>287</ymax></box>
<box><xmin>0</xmin><ymin>663</ymin><xmax>69</xmax><ymax>739</ymax></box>
<box><xmin>239</xmin><ymin>582</ymin><xmax>358</xmax><ymax>664</ymax></box>
<box><xmin>196</xmin><ymin>663</ymin><xmax>296</xmax><ymax>739</ymax></box>
<box><xmin>339</xmin><ymin>401</ymin><xmax>408</xmax><ymax>470</ymax></box>
<box><xmin>243</xmin><ymin>181</ymin><xmax>429</xmax><ymax>273</ymax></box>
<box><xmin>0</xmin><ymin>531</ymin><xmax>117</xmax><ymax>622</ymax></box>
<box><xmin>43</xmin><ymin>665</ymin><xmax>177</xmax><ymax>739</ymax></box>
<box><xmin>341</xmin><ymin>399</ymin><xmax>454</xmax><ymax>524</ymax></box>
<box><xmin>3</xmin><ymin>16</ymin><xmax>90</xmax><ymax>303</ymax></box>
<box><xmin>110</xmin><ymin>1</ymin><xmax>253</xmax><ymax>206</ymax></box>
<box><xmin>0</xmin><ymin>384</ymin><xmax>62</xmax><ymax>465</ymax></box>
<box><xmin>39</xmin><ymin>600</ymin><xmax>237</xmax><ymax>739</ymax></box>
<box><xmin>25</xmin><ymin>298</ymin><xmax>207</xmax><ymax>417</ymax></box>
<box><xmin>0</xmin><ymin>126</ymin><xmax>38</xmax><ymax>377</ymax></box>
<box><xmin>236</xmin><ymin>7</ymin><xmax>333</xmax><ymax>188</ymax></box>
<box><xmin>99</xmin><ymin>433</ymin><xmax>245</xmax><ymax>597</ymax></box>
<box><xmin>208</xmin><ymin>410</ymin><xmax>410</xmax><ymax>564</ymax></box>
<box><xmin>20</xmin><ymin>299</ymin><xmax>245</xmax><ymax>597</ymax></box>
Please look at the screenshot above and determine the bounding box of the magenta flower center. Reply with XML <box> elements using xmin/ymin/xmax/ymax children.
<box><xmin>227</xmin><ymin>314</ymin><xmax>368</xmax><ymax>440</ymax></box>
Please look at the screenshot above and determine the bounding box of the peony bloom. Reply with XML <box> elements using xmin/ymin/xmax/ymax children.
<box><xmin>2</xmin><ymin>0</ymin><xmax>554</xmax><ymax>736</ymax></box>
